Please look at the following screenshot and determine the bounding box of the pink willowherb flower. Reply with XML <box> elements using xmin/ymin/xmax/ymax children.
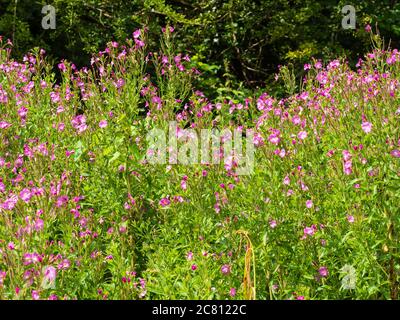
<box><xmin>390</xmin><ymin>149</ymin><xmax>400</xmax><ymax>158</ymax></box>
<box><xmin>230</xmin><ymin>288</ymin><xmax>236</xmax><ymax>297</ymax></box>
<box><xmin>159</xmin><ymin>197</ymin><xmax>170</xmax><ymax>207</ymax></box>
<box><xmin>347</xmin><ymin>215</ymin><xmax>355</xmax><ymax>223</ymax></box>
<box><xmin>187</xmin><ymin>251</ymin><xmax>193</xmax><ymax>261</ymax></box>
<box><xmin>99</xmin><ymin>120</ymin><xmax>108</xmax><ymax>128</ymax></box>
<box><xmin>191</xmin><ymin>264</ymin><xmax>197</xmax><ymax>271</ymax></box>
<box><xmin>1</xmin><ymin>195</ymin><xmax>18</xmax><ymax>210</ymax></box>
<box><xmin>318</xmin><ymin>266</ymin><xmax>329</xmax><ymax>278</ymax></box>
<box><xmin>221</xmin><ymin>264</ymin><xmax>231</xmax><ymax>275</ymax></box>
<box><xmin>19</xmin><ymin>188</ymin><xmax>32</xmax><ymax>203</ymax></box>
<box><xmin>32</xmin><ymin>290</ymin><xmax>40</xmax><ymax>300</ymax></box>
<box><xmin>306</xmin><ymin>200</ymin><xmax>313</xmax><ymax>208</ymax></box>
<box><xmin>268</xmin><ymin>134</ymin><xmax>280</xmax><ymax>145</ymax></box>
<box><xmin>361</xmin><ymin>121</ymin><xmax>372</xmax><ymax>133</ymax></box>
<box><xmin>302</xmin><ymin>224</ymin><xmax>317</xmax><ymax>239</ymax></box>
<box><xmin>43</xmin><ymin>266</ymin><xmax>57</xmax><ymax>284</ymax></box>
<box><xmin>298</xmin><ymin>131</ymin><xmax>308</xmax><ymax>140</ymax></box>
<box><xmin>133</xmin><ymin>29</ymin><xmax>141</xmax><ymax>39</ymax></box>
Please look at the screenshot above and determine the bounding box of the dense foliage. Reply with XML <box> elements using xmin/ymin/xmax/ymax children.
<box><xmin>0</xmin><ymin>27</ymin><xmax>399</xmax><ymax>300</ymax></box>
<box><xmin>1</xmin><ymin>0</ymin><xmax>400</xmax><ymax>95</ymax></box>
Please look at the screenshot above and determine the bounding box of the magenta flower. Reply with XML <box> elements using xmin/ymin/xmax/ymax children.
<box><xmin>43</xmin><ymin>266</ymin><xmax>57</xmax><ymax>283</ymax></box>
<box><xmin>306</xmin><ymin>200</ymin><xmax>313</xmax><ymax>208</ymax></box>
<box><xmin>269</xmin><ymin>220</ymin><xmax>277</xmax><ymax>228</ymax></box>
<box><xmin>318</xmin><ymin>266</ymin><xmax>329</xmax><ymax>278</ymax></box>
<box><xmin>187</xmin><ymin>251</ymin><xmax>193</xmax><ymax>261</ymax></box>
<box><xmin>0</xmin><ymin>271</ymin><xmax>6</xmax><ymax>286</ymax></box>
<box><xmin>221</xmin><ymin>264</ymin><xmax>231</xmax><ymax>275</ymax></box>
<box><xmin>390</xmin><ymin>149</ymin><xmax>400</xmax><ymax>158</ymax></box>
<box><xmin>191</xmin><ymin>264</ymin><xmax>197</xmax><ymax>271</ymax></box>
<box><xmin>56</xmin><ymin>195</ymin><xmax>69</xmax><ymax>208</ymax></box>
<box><xmin>159</xmin><ymin>197</ymin><xmax>170</xmax><ymax>207</ymax></box>
<box><xmin>303</xmin><ymin>224</ymin><xmax>317</xmax><ymax>239</ymax></box>
<box><xmin>365</xmin><ymin>24</ymin><xmax>372</xmax><ymax>33</ymax></box>
<box><xmin>133</xmin><ymin>29</ymin><xmax>141</xmax><ymax>39</ymax></box>
<box><xmin>347</xmin><ymin>215</ymin><xmax>355</xmax><ymax>223</ymax></box>
<box><xmin>1</xmin><ymin>195</ymin><xmax>18</xmax><ymax>210</ymax></box>
<box><xmin>268</xmin><ymin>134</ymin><xmax>280</xmax><ymax>145</ymax></box>
<box><xmin>99</xmin><ymin>120</ymin><xmax>108</xmax><ymax>128</ymax></box>
<box><xmin>361</xmin><ymin>121</ymin><xmax>372</xmax><ymax>134</ymax></box>
<box><xmin>229</xmin><ymin>288</ymin><xmax>236</xmax><ymax>297</ymax></box>
<box><xmin>23</xmin><ymin>253</ymin><xmax>42</xmax><ymax>265</ymax></box>
<box><xmin>32</xmin><ymin>290</ymin><xmax>40</xmax><ymax>300</ymax></box>
<box><xmin>19</xmin><ymin>188</ymin><xmax>32</xmax><ymax>203</ymax></box>
<box><xmin>298</xmin><ymin>131</ymin><xmax>308</xmax><ymax>140</ymax></box>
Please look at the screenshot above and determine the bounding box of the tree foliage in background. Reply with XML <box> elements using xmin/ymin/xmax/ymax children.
<box><xmin>1</xmin><ymin>0</ymin><xmax>400</xmax><ymax>95</ymax></box>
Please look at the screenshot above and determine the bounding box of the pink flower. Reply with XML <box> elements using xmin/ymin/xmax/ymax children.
<box><xmin>365</xmin><ymin>24</ymin><xmax>372</xmax><ymax>33</ymax></box>
<box><xmin>32</xmin><ymin>290</ymin><xmax>40</xmax><ymax>300</ymax></box>
<box><xmin>306</xmin><ymin>200</ymin><xmax>313</xmax><ymax>208</ymax></box>
<box><xmin>303</xmin><ymin>225</ymin><xmax>317</xmax><ymax>238</ymax></box>
<box><xmin>283</xmin><ymin>175</ymin><xmax>290</xmax><ymax>185</ymax></box>
<box><xmin>43</xmin><ymin>266</ymin><xmax>57</xmax><ymax>283</ymax></box>
<box><xmin>268</xmin><ymin>134</ymin><xmax>280</xmax><ymax>145</ymax></box>
<box><xmin>99</xmin><ymin>120</ymin><xmax>108</xmax><ymax>128</ymax></box>
<box><xmin>269</xmin><ymin>220</ymin><xmax>277</xmax><ymax>228</ymax></box>
<box><xmin>23</xmin><ymin>253</ymin><xmax>42</xmax><ymax>265</ymax></box>
<box><xmin>0</xmin><ymin>271</ymin><xmax>6</xmax><ymax>286</ymax></box>
<box><xmin>133</xmin><ymin>29</ymin><xmax>141</xmax><ymax>39</ymax></box>
<box><xmin>56</xmin><ymin>195</ymin><xmax>69</xmax><ymax>208</ymax></box>
<box><xmin>7</xmin><ymin>242</ymin><xmax>15</xmax><ymax>250</ymax></box>
<box><xmin>390</xmin><ymin>149</ymin><xmax>400</xmax><ymax>158</ymax></box>
<box><xmin>361</xmin><ymin>121</ymin><xmax>372</xmax><ymax>133</ymax></box>
<box><xmin>71</xmin><ymin>115</ymin><xmax>87</xmax><ymax>133</ymax></box>
<box><xmin>298</xmin><ymin>131</ymin><xmax>308</xmax><ymax>140</ymax></box>
<box><xmin>1</xmin><ymin>195</ymin><xmax>18</xmax><ymax>210</ymax></box>
<box><xmin>159</xmin><ymin>197</ymin><xmax>170</xmax><ymax>207</ymax></box>
<box><xmin>318</xmin><ymin>266</ymin><xmax>329</xmax><ymax>278</ymax></box>
<box><xmin>57</xmin><ymin>259</ymin><xmax>71</xmax><ymax>270</ymax></box>
<box><xmin>347</xmin><ymin>215</ymin><xmax>355</xmax><ymax>223</ymax></box>
<box><xmin>191</xmin><ymin>264</ymin><xmax>197</xmax><ymax>271</ymax></box>
<box><xmin>229</xmin><ymin>288</ymin><xmax>236</xmax><ymax>297</ymax></box>
<box><xmin>19</xmin><ymin>188</ymin><xmax>32</xmax><ymax>203</ymax></box>
<box><xmin>296</xmin><ymin>296</ymin><xmax>305</xmax><ymax>300</ymax></box>
<box><xmin>187</xmin><ymin>251</ymin><xmax>193</xmax><ymax>261</ymax></box>
<box><xmin>221</xmin><ymin>264</ymin><xmax>231</xmax><ymax>275</ymax></box>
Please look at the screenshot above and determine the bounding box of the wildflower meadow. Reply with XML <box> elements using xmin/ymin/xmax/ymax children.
<box><xmin>0</xmin><ymin>24</ymin><xmax>399</xmax><ymax>301</ymax></box>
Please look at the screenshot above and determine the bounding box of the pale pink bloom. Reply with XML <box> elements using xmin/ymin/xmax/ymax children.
<box><xmin>361</xmin><ymin>121</ymin><xmax>372</xmax><ymax>133</ymax></box>
<box><xmin>0</xmin><ymin>121</ymin><xmax>11</xmax><ymax>129</ymax></box>
<box><xmin>99</xmin><ymin>120</ymin><xmax>108</xmax><ymax>128</ymax></box>
<box><xmin>318</xmin><ymin>266</ymin><xmax>329</xmax><ymax>278</ymax></box>
<box><xmin>159</xmin><ymin>197</ymin><xmax>170</xmax><ymax>207</ymax></box>
<box><xmin>298</xmin><ymin>131</ymin><xmax>308</xmax><ymax>140</ymax></box>
<box><xmin>32</xmin><ymin>290</ymin><xmax>40</xmax><ymax>300</ymax></box>
<box><xmin>187</xmin><ymin>251</ymin><xmax>193</xmax><ymax>261</ymax></box>
<box><xmin>390</xmin><ymin>150</ymin><xmax>400</xmax><ymax>158</ymax></box>
<box><xmin>221</xmin><ymin>264</ymin><xmax>231</xmax><ymax>275</ymax></box>
<box><xmin>268</xmin><ymin>134</ymin><xmax>280</xmax><ymax>145</ymax></box>
<box><xmin>133</xmin><ymin>29</ymin><xmax>141</xmax><ymax>39</ymax></box>
<box><xmin>306</xmin><ymin>200</ymin><xmax>313</xmax><ymax>208</ymax></box>
<box><xmin>43</xmin><ymin>266</ymin><xmax>57</xmax><ymax>283</ymax></box>
<box><xmin>283</xmin><ymin>175</ymin><xmax>290</xmax><ymax>185</ymax></box>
